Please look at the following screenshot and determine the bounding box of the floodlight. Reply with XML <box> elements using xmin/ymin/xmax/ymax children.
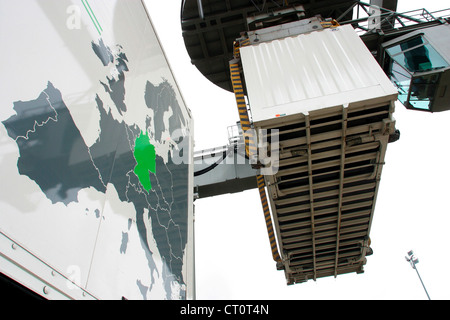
<box><xmin>405</xmin><ymin>250</ymin><xmax>430</xmax><ymax>299</ymax></box>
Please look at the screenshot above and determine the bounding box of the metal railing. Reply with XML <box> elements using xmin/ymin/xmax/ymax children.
<box><xmin>339</xmin><ymin>2</ymin><xmax>450</xmax><ymax>36</ymax></box>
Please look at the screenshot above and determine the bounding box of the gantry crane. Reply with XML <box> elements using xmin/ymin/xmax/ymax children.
<box><xmin>186</xmin><ymin>0</ymin><xmax>450</xmax><ymax>284</ymax></box>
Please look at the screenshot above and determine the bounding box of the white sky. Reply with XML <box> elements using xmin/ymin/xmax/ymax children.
<box><xmin>145</xmin><ymin>0</ymin><xmax>450</xmax><ymax>300</ymax></box>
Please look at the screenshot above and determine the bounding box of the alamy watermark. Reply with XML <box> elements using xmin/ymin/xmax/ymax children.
<box><xmin>66</xmin><ymin>264</ymin><xmax>82</xmax><ymax>290</ymax></box>
<box><xmin>66</xmin><ymin>5</ymin><xmax>82</xmax><ymax>30</ymax></box>
<box><xmin>368</xmin><ymin>4</ymin><xmax>382</xmax><ymax>30</ymax></box>
<box><xmin>172</xmin><ymin>128</ymin><xmax>280</xmax><ymax>175</ymax></box>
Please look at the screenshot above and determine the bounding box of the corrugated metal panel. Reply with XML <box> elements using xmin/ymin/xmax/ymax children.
<box><xmin>240</xmin><ymin>24</ymin><xmax>398</xmax><ymax>126</ymax></box>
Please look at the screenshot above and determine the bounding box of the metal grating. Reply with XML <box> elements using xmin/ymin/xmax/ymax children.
<box><xmin>262</xmin><ymin>102</ymin><xmax>397</xmax><ymax>284</ymax></box>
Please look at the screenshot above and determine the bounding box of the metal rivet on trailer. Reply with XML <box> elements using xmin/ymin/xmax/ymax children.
<box><xmin>43</xmin><ymin>286</ymin><xmax>50</xmax><ymax>295</ymax></box>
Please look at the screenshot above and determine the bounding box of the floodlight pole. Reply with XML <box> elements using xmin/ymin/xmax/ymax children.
<box><xmin>406</xmin><ymin>251</ymin><xmax>431</xmax><ymax>300</ymax></box>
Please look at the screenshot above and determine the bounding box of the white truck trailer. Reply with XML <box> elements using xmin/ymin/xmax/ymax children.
<box><xmin>0</xmin><ymin>0</ymin><xmax>194</xmax><ymax>300</ymax></box>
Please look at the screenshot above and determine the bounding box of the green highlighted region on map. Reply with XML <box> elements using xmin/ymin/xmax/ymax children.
<box><xmin>134</xmin><ymin>131</ymin><xmax>156</xmax><ymax>192</ymax></box>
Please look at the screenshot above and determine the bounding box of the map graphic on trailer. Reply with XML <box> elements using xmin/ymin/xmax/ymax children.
<box><xmin>2</xmin><ymin>37</ymin><xmax>190</xmax><ymax>300</ymax></box>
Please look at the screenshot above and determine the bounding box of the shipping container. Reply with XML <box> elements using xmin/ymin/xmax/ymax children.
<box><xmin>239</xmin><ymin>24</ymin><xmax>399</xmax><ymax>284</ymax></box>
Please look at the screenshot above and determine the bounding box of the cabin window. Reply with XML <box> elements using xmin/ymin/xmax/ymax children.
<box><xmin>385</xmin><ymin>35</ymin><xmax>449</xmax><ymax>111</ymax></box>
